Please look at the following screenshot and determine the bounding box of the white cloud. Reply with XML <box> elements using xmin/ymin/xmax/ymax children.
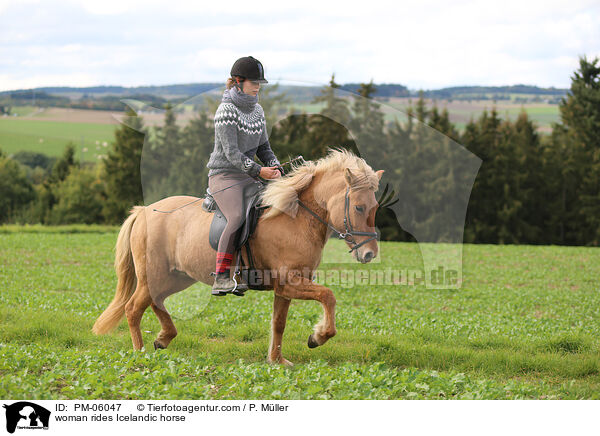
<box><xmin>0</xmin><ymin>0</ymin><xmax>599</xmax><ymax>91</ymax></box>
<box><xmin>73</xmin><ymin>0</ymin><xmax>163</xmax><ymax>15</ymax></box>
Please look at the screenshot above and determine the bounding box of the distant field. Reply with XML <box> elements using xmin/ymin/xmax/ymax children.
<box><xmin>0</xmin><ymin>227</ymin><xmax>599</xmax><ymax>399</ymax></box>
<box><xmin>0</xmin><ymin>99</ymin><xmax>560</xmax><ymax>161</ymax></box>
<box><xmin>382</xmin><ymin>97</ymin><xmax>560</xmax><ymax>133</ymax></box>
<box><xmin>7</xmin><ymin>105</ymin><xmax>39</xmax><ymax>117</ymax></box>
<box><xmin>0</xmin><ymin>109</ymin><xmax>118</xmax><ymax>161</ymax></box>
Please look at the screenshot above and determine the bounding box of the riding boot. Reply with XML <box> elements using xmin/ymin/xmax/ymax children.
<box><xmin>211</xmin><ymin>271</ymin><xmax>237</xmax><ymax>295</ymax></box>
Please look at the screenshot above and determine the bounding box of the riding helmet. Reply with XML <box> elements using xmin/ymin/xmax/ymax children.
<box><xmin>230</xmin><ymin>56</ymin><xmax>268</xmax><ymax>84</ymax></box>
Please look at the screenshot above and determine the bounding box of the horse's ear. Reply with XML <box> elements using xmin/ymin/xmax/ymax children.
<box><xmin>376</xmin><ymin>169</ymin><xmax>384</xmax><ymax>180</ymax></box>
<box><xmin>344</xmin><ymin>168</ymin><xmax>354</xmax><ymax>187</ymax></box>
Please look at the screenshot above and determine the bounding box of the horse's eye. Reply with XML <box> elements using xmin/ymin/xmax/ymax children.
<box><xmin>355</xmin><ymin>205</ymin><xmax>364</xmax><ymax>213</ymax></box>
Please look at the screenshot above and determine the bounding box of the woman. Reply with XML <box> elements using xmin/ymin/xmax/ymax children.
<box><xmin>206</xmin><ymin>56</ymin><xmax>283</xmax><ymax>295</ymax></box>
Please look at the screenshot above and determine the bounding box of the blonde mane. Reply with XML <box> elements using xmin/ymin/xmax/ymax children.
<box><xmin>260</xmin><ymin>148</ymin><xmax>380</xmax><ymax>220</ymax></box>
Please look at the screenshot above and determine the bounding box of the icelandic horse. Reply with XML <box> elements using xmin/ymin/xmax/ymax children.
<box><xmin>92</xmin><ymin>148</ymin><xmax>383</xmax><ymax>366</ymax></box>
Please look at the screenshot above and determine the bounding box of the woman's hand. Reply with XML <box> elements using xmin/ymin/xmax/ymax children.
<box><xmin>259</xmin><ymin>166</ymin><xmax>281</xmax><ymax>179</ymax></box>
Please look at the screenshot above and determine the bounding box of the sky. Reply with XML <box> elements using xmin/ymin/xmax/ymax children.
<box><xmin>1</xmin><ymin>0</ymin><xmax>599</xmax><ymax>92</ymax></box>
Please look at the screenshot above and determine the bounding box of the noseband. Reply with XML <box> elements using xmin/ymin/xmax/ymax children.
<box><xmin>296</xmin><ymin>186</ymin><xmax>379</xmax><ymax>253</ymax></box>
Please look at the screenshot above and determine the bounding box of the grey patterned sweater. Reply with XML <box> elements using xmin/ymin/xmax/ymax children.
<box><xmin>207</xmin><ymin>96</ymin><xmax>280</xmax><ymax>178</ymax></box>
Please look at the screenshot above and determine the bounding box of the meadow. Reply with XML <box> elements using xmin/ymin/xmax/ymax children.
<box><xmin>383</xmin><ymin>97</ymin><xmax>560</xmax><ymax>133</ymax></box>
<box><xmin>1</xmin><ymin>225</ymin><xmax>598</xmax><ymax>399</ymax></box>
<box><xmin>0</xmin><ymin>113</ymin><xmax>116</xmax><ymax>161</ymax></box>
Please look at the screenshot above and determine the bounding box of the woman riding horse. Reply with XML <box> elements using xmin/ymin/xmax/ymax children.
<box><xmin>92</xmin><ymin>65</ymin><xmax>384</xmax><ymax>364</ymax></box>
<box><xmin>206</xmin><ymin>55</ymin><xmax>283</xmax><ymax>294</ymax></box>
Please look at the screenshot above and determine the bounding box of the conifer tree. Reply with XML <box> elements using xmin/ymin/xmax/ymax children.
<box><xmin>31</xmin><ymin>143</ymin><xmax>78</xmax><ymax>223</ymax></box>
<box><xmin>461</xmin><ymin>108</ymin><xmax>503</xmax><ymax>243</ymax></box>
<box><xmin>166</xmin><ymin>111</ymin><xmax>214</xmax><ymax>196</ymax></box>
<box><xmin>557</xmin><ymin>55</ymin><xmax>600</xmax><ymax>245</ymax></box>
<box><xmin>350</xmin><ymin>80</ymin><xmax>386</xmax><ymax>152</ymax></box>
<box><xmin>308</xmin><ymin>74</ymin><xmax>355</xmax><ymax>158</ymax></box>
<box><xmin>157</xmin><ymin>102</ymin><xmax>180</xmax><ymax>159</ymax></box>
<box><xmin>101</xmin><ymin>108</ymin><xmax>145</xmax><ymax>223</ymax></box>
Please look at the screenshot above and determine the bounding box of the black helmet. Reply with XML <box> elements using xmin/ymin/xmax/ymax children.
<box><xmin>230</xmin><ymin>56</ymin><xmax>268</xmax><ymax>84</ymax></box>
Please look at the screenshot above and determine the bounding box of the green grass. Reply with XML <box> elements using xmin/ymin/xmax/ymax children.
<box><xmin>0</xmin><ymin>118</ymin><xmax>116</xmax><ymax>161</ymax></box>
<box><xmin>6</xmin><ymin>106</ymin><xmax>38</xmax><ymax>117</ymax></box>
<box><xmin>380</xmin><ymin>99</ymin><xmax>560</xmax><ymax>133</ymax></box>
<box><xmin>1</xmin><ymin>226</ymin><xmax>599</xmax><ymax>399</ymax></box>
<box><xmin>498</xmin><ymin>105</ymin><xmax>559</xmax><ymax>127</ymax></box>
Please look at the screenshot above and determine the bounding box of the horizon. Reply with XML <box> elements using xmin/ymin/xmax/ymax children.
<box><xmin>0</xmin><ymin>81</ymin><xmax>572</xmax><ymax>95</ymax></box>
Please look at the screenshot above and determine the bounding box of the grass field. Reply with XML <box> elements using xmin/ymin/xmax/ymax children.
<box><xmin>1</xmin><ymin>225</ymin><xmax>598</xmax><ymax>399</ymax></box>
<box><xmin>382</xmin><ymin>98</ymin><xmax>560</xmax><ymax>133</ymax></box>
<box><xmin>0</xmin><ymin>115</ymin><xmax>117</xmax><ymax>162</ymax></box>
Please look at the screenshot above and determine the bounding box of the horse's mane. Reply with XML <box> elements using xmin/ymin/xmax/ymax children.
<box><xmin>260</xmin><ymin>147</ymin><xmax>379</xmax><ymax>220</ymax></box>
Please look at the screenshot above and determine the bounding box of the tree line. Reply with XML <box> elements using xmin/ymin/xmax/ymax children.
<box><xmin>1</xmin><ymin>55</ymin><xmax>598</xmax><ymax>246</ymax></box>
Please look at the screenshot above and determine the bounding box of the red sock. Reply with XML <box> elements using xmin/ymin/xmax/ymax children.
<box><xmin>215</xmin><ymin>252</ymin><xmax>233</xmax><ymax>275</ymax></box>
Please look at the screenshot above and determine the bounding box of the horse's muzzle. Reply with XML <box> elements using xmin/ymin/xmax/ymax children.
<box><xmin>356</xmin><ymin>249</ymin><xmax>376</xmax><ymax>264</ymax></box>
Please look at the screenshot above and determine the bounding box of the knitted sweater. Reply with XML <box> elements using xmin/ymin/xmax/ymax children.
<box><xmin>207</xmin><ymin>94</ymin><xmax>280</xmax><ymax>178</ymax></box>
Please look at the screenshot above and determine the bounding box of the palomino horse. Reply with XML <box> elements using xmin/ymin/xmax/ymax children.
<box><xmin>92</xmin><ymin>148</ymin><xmax>383</xmax><ymax>365</ymax></box>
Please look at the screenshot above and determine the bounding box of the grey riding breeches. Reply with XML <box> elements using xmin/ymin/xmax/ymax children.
<box><xmin>208</xmin><ymin>171</ymin><xmax>257</xmax><ymax>255</ymax></box>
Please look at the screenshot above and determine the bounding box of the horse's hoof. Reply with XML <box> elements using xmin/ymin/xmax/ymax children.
<box><xmin>153</xmin><ymin>340</ymin><xmax>166</xmax><ymax>350</ymax></box>
<box><xmin>267</xmin><ymin>357</ymin><xmax>294</xmax><ymax>367</ymax></box>
<box><xmin>280</xmin><ymin>358</ymin><xmax>294</xmax><ymax>367</ymax></box>
<box><xmin>307</xmin><ymin>334</ymin><xmax>319</xmax><ymax>348</ymax></box>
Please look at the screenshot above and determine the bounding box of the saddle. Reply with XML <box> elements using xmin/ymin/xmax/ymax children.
<box><xmin>202</xmin><ymin>180</ymin><xmax>270</xmax><ymax>290</ymax></box>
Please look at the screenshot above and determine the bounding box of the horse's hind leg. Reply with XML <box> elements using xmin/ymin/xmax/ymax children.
<box><xmin>124</xmin><ymin>282</ymin><xmax>152</xmax><ymax>351</ymax></box>
<box><xmin>151</xmin><ymin>303</ymin><xmax>177</xmax><ymax>350</ymax></box>
<box><xmin>148</xmin><ymin>272</ymin><xmax>197</xmax><ymax>350</ymax></box>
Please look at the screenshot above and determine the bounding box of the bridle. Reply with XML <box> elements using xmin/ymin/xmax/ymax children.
<box><xmin>296</xmin><ymin>186</ymin><xmax>379</xmax><ymax>253</ymax></box>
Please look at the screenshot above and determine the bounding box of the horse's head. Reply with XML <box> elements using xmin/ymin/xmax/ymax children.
<box><xmin>325</xmin><ymin>167</ymin><xmax>384</xmax><ymax>263</ymax></box>
<box><xmin>260</xmin><ymin>148</ymin><xmax>385</xmax><ymax>264</ymax></box>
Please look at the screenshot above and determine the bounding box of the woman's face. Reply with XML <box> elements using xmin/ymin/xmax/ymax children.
<box><xmin>239</xmin><ymin>78</ymin><xmax>260</xmax><ymax>96</ymax></box>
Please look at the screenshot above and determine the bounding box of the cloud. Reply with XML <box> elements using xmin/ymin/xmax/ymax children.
<box><xmin>0</xmin><ymin>0</ymin><xmax>599</xmax><ymax>91</ymax></box>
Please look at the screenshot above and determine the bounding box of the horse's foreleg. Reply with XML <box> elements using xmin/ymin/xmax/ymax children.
<box><xmin>267</xmin><ymin>294</ymin><xmax>292</xmax><ymax>366</ymax></box>
<box><xmin>275</xmin><ymin>272</ymin><xmax>336</xmax><ymax>348</ymax></box>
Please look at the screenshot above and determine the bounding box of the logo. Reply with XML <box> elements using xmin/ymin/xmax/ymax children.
<box><xmin>3</xmin><ymin>402</ymin><xmax>50</xmax><ymax>434</ymax></box>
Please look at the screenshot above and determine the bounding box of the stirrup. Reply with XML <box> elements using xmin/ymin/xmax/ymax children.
<box><xmin>231</xmin><ymin>274</ymin><xmax>245</xmax><ymax>297</ymax></box>
<box><xmin>231</xmin><ymin>256</ymin><xmax>247</xmax><ymax>297</ymax></box>
<box><xmin>231</xmin><ymin>274</ymin><xmax>246</xmax><ymax>297</ymax></box>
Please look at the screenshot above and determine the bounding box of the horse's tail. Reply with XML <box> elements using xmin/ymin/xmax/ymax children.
<box><xmin>92</xmin><ymin>206</ymin><xmax>145</xmax><ymax>335</ymax></box>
